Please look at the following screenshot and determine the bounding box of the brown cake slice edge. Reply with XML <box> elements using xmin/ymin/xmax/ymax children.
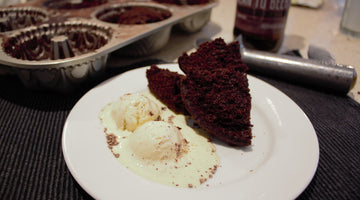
<box><xmin>146</xmin><ymin>65</ymin><xmax>188</xmax><ymax>115</ymax></box>
<box><xmin>178</xmin><ymin>38</ymin><xmax>248</xmax><ymax>75</ymax></box>
<box><xmin>180</xmin><ymin>67</ymin><xmax>252</xmax><ymax>146</ymax></box>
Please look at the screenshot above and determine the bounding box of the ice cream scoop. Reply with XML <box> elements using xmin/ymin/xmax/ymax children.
<box><xmin>129</xmin><ymin>121</ymin><xmax>187</xmax><ymax>160</ymax></box>
<box><xmin>100</xmin><ymin>92</ymin><xmax>219</xmax><ymax>188</ymax></box>
<box><xmin>111</xmin><ymin>93</ymin><xmax>160</xmax><ymax>131</ymax></box>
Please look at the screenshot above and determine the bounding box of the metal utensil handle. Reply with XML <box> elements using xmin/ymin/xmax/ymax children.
<box><xmin>240</xmin><ymin>47</ymin><xmax>357</xmax><ymax>94</ymax></box>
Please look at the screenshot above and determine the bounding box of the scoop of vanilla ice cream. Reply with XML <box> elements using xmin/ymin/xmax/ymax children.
<box><xmin>111</xmin><ymin>93</ymin><xmax>160</xmax><ymax>132</ymax></box>
<box><xmin>129</xmin><ymin>121</ymin><xmax>188</xmax><ymax>161</ymax></box>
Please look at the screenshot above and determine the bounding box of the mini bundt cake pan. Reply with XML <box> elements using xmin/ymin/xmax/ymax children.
<box><xmin>175</xmin><ymin>9</ymin><xmax>212</xmax><ymax>33</ymax></box>
<box><xmin>0</xmin><ymin>20</ymin><xmax>113</xmax><ymax>92</ymax></box>
<box><xmin>43</xmin><ymin>0</ymin><xmax>109</xmax><ymax>9</ymax></box>
<box><xmin>0</xmin><ymin>0</ymin><xmax>218</xmax><ymax>92</ymax></box>
<box><xmin>0</xmin><ymin>6</ymin><xmax>49</xmax><ymax>32</ymax></box>
<box><xmin>94</xmin><ymin>3</ymin><xmax>172</xmax><ymax>56</ymax></box>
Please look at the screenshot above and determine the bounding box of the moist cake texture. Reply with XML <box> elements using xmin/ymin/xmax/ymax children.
<box><xmin>146</xmin><ymin>65</ymin><xmax>188</xmax><ymax>115</ymax></box>
<box><xmin>181</xmin><ymin>67</ymin><xmax>252</xmax><ymax>146</ymax></box>
<box><xmin>178</xmin><ymin>38</ymin><xmax>248</xmax><ymax>74</ymax></box>
<box><xmin>147</xmin><ymin>38</ymin><xmax>252</xmax><ymax>146</ymax></box>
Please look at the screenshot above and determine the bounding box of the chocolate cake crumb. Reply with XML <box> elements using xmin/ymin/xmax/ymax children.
<box><xmin>106</xmin><ymin>133</ymin><xmax>119</xmax><ymax>146</ymax></box>
<box><xmin>200</xmin><ymin>178</ymin><xmax>207</xmax><ymax>184</ymax></box>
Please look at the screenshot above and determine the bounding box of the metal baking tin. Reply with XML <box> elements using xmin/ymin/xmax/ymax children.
<box><xmin>0</xmin><ymin>0</ymin><xmax>218</xmax><ymax>92</ymax></box>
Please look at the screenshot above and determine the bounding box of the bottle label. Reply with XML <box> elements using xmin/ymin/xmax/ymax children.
<box><xmin>235</xmin><ymin>0</ymin><xmax>290</xmax><ymax>35</ymax></box>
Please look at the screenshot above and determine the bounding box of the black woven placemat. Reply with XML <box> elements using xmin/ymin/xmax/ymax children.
<box><xmin>0</xmin><ymin>64</ymin><xmax>359</xmax><ymax>200</ymax></box>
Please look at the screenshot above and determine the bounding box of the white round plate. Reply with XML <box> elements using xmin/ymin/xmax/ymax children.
<box><xmin>62</xmin><ymin>64</ymin><xmax>319</xmax><ymax>200</ymax></box>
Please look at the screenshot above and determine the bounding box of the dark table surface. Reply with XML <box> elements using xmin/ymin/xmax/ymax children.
<box><xmin>0</xmin><ymin>60</ymin><xmax>359</xmax><ymax>200</ymax></box>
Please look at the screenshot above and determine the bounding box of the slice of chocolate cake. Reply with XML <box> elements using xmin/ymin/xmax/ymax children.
<box><xmin>178</xmin><ymin>38</ymin><xmax>252</xmax><ymax>146</ymax></box>
<box><xmin>180</xmin><ymin>67</ymin><xmax>252</xmax><ymax>146</ymax></box>
<box><xmin>146</xmin><ymin>65</ymin><xmax>188</xmax><ymax>115</ymax></box>
<box><xmin>146</xmin><ymin>38</ymin><xmax>252</xmax><ymax>146</ymax></box>
<box><xmin>178</xmin><ymin>38</ymin><xmax>248</xmax><ymax>74</ymax></box>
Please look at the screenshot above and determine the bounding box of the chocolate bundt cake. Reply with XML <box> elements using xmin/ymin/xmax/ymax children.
<box><xmin>146</xmin><ymin>65</ymin><xmax>188</xmax><ymax>115</ymax></box>
<box><xmin>178</xmin><ymin>38</ymin><xmax>248</xmax><ymax>74</ymax></box>
<box><xmin>180</xmin><ymin>67</ymin><xmax>252</xmax><ymax>146</ymax></box>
